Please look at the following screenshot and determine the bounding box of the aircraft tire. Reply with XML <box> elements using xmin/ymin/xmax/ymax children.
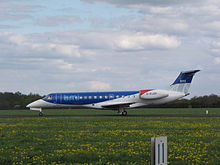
<box><xmin>39</xmin><ymin>112</ymin><xmax>44</xmax><ymax>116</ymax></box>
<box><xmin>122</xmin><ymin>111</ymin><xmax>127</xmax><ymax>116</ymax></box>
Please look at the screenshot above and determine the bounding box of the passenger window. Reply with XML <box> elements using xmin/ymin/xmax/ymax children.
<box><xmin>84</xmin><ymin>96</ymin><xmax>87</xmax><ymax>99</ymax></box>
<box><xmin>94</xmin><ymin>96</ymin><xmax>97</xmax><ymax>99</ymax></box>
<box><xmin>100</xmin><ymin>96</ymin><xmax>103</xmax><ymax>99</ymax></box>
<box><xmin>89</xmin><ymin>96</ymin><xmax>92</xmax><ymax>99</ymax></box>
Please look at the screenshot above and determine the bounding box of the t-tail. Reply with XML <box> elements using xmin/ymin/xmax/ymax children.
<box><xmin>170</xmin><ymin>70</ymin><xmax>200</xmax><ymax>94</ymax></box>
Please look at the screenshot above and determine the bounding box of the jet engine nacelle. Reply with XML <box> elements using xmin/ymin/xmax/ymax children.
<box><xmin>140</xmin><ymin>90</ymin><xmax>169</xmax><ymax>100</ymax></box>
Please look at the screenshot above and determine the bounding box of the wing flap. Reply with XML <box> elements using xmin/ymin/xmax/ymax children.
<box><xmin>101</xmin><ymin>101</ymin><xmax>134</xmax><ymax>109</ymax></box>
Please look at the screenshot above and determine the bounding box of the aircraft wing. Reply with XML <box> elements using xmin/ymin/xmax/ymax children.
<box><xmin>101</xmin><ymin>101</ymin><xmax>135</xmax><ymax>109</ymax></box>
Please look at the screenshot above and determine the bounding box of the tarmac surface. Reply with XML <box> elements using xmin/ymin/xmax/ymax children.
<box><xmin>0</xmin><ymin>114</ymin><xmax>220</xmax><ymax>118</ymax></box>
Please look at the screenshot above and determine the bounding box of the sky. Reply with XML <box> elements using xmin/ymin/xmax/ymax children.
<box><xmin>0</xmin><ymin>0</ymin><xmax>219</xmax><ymax>97</ymax></box>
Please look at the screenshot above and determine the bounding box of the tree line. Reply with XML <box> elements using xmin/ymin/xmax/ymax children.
<box><xmin>0</xmin><ymin>92</ymin><xmax>42</xmax><ymax>110</ymax></box>
<box><xmin>0</xmin><ymin>92</ymin><xmax>220</xmax><ymax>110</ymax></box>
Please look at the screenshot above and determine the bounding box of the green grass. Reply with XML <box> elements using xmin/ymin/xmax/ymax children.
<box><xmin>0</xmin><ymin>108</ymin><xmax>220</xmax><ymax>164</ymax></box>
<box><xmin>0</xmin><ymin>107</ymin><xmax>219</xmax><ymax>116</ymax></box>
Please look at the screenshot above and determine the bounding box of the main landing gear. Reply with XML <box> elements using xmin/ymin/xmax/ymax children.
<box><xmin>118</xmin><ymin>107</ymin><xmax>127</xmax><ymax>116</ymax></box>
<box><xmin>121</xmin><ymin>110</ymin><xmax>127</xmax><ymax>116</ymax></box>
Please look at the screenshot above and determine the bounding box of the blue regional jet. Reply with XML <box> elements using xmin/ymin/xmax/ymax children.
<box><xmin>27</xmin><ymin>70</ymin><xmax>200</xmax><ymax>116</ymax></box>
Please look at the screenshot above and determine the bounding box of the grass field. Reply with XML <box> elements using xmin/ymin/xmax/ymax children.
<box><xmin>0</xmin><ymin>107</ymin><xmax>220</xmax><ymax>116</ymax></box>
<box><xmin>0</xmin><ymin>108</ymin><xmax>220</xmax><ymax>164</ymax></box>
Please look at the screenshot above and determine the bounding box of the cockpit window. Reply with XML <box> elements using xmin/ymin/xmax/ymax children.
<box><xmin>44</xmin><ymin>95</ymin><xmax>52</xmax><ymax>100</ymax></box>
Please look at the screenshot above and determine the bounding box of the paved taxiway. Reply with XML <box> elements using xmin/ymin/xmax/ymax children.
<box><xmin>0</xmin><ymin>114</ymin><xmax>220</xmax><ymax>118</ymax></box>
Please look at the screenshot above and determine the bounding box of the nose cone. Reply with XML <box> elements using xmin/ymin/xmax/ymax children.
<box><xmin>26</xmin><ymin>99</ymin><xmax>49</xmax><ymax>108</ymax></box>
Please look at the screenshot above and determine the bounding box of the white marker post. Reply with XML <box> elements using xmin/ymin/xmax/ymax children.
<box><xmin>151</xmin><ymin>136</ymin><xmax>167</xmax><ymax>165</ymax></box>
<box><xmin>206</xmin><ymin>110</ymin><xmax>209</xmax><ymax>115</ymax></box>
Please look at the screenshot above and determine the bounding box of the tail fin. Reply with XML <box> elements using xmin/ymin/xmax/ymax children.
<box><xmin>170</xmin><ymin>70</ymin><xmax>200</xmax><ymax>94</ymax></box>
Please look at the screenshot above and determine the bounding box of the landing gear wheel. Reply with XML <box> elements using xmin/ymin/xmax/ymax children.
<box><xmin>122</xmin><ymin>111</ymin><xmax>127</xmax><ymax>116</ymax></box>
<box><xmin>39</xmin><ymin>112</ymin><xmax>44</xmax><ymax>116</ymax></box>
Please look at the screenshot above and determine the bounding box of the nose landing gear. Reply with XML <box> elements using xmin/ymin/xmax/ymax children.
<box><xmin>39</xmin><ymin>111</ymin><xmax>44</xmax><ymax>116</ymax></box>
<box><xmin>30</xmin><ymin>108</ymin><xmax>44</xmax><ymax>117</ymax></box>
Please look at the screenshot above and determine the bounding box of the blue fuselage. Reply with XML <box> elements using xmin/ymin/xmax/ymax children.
<box><xmin>43</xmin><ymin>91</ymin><xmax>139</xmax><ymax>105</ymax></box>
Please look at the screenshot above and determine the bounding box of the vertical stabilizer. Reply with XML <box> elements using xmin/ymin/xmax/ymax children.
<box><xmin>170</xmin><ymin>70</ymin><xmax>200</xmax><ymax>93</ymax></box>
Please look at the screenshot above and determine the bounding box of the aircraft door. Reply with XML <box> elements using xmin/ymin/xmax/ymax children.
<box><xmin>50</xmin><ymin>94</ymin><xmax>57</xmax><ymax>103</ymax></box>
